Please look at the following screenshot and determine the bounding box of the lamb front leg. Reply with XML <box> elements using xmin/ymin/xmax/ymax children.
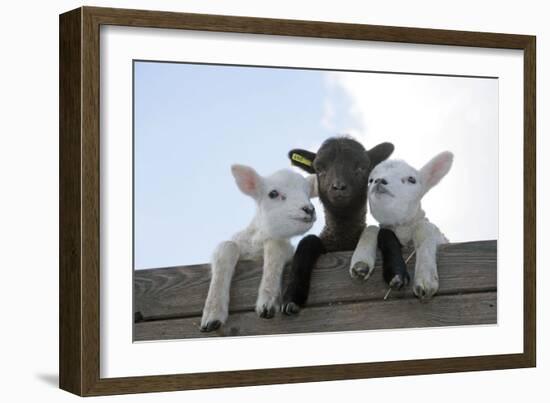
<box><xmin>256</xmin><ymin>239</ymin><xmax>293</xmax><ymax>319</ymax></box>
<box><xmin>200</xmin><ymin>241</ymin><xmax>240</xmax><ymax>332</ymax></box>
<box><xmin>281</xmin><ymin>235</ymin><xmax>325</xmax><ymax>315</ymax></box>
<box><xmin>412</xmin><ymin>238</ymin><xmax>439</xmax><ymax>300</ymax></box>
<box><xmin>350</xmin><ymin>225</ymin><xmax>379</xmax><ymax>280</ymax></box>
<box><xmin>378</xmin><ymin>228</ymin><xmax>409</xmax><ymax>290</ymax></box>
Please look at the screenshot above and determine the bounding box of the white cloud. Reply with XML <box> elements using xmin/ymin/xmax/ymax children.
<box><xmin>321</xmin><ymin>71</ymin><xmax>499</xmax><ymax>242</ymax></box>
<box><xmin>320</xmin><ymin>99</ymin><xmax>334</xmax><ymax>131</ymax></box>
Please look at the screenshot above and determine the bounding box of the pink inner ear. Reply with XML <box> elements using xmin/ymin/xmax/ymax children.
<box><xmin>423</xmin><ymin>152</ymin><xmax>453</xmax><ymax>188</ymax></box>
<box><xmin>232</xmin><ymin>165</ymin><xmax>259</xmax><ymax>196</ymax></box>
<box><xmin>241</xmin><ymin>175</ymin><xmax>257</xmax><ymax>193</ymax></box>
<box><xmin>430</xmin><ymin>158</ymin><xmax>447</xmax><ymax>177</ymax></box>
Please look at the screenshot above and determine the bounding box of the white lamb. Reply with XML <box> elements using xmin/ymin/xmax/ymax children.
<box><xmin>200</xmin><ymin>164</ymin><xmax>317</xmax><ymax>332</ymax></box>
<box><xmin>351</xmin><ymin>151</ymin><xmax>454</xmax><ymax>299</ymax></box>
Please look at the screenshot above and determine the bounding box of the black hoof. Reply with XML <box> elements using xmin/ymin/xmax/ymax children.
<box><xmin>382</xmin><ymin>261</ymin><xmax>409</xmax><ymax>288</ymax></box>
<box><xmin>389</xmin><ymin>272</ymin><xmax>410</xmax><ymax>290</ymax></box>
<box><xmin>281</xmin><ymin>302</ymin><xmax>300</xmax><ymax>316</ymax></box>
<box><xmin>200</xmin><ymin>320</ymin><xmax>221</xmax><ymax>332</ymax></box>
<box><xmin>259</xmin><ymin>305</ymin><xmax>276</xmax><ymax>319</ymax></box>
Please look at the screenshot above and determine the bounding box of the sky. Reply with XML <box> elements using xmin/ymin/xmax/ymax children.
<box><xmin>134</xmin><ymin>61</ymin><xmax>498</xmax><ymax>270</ymax></box>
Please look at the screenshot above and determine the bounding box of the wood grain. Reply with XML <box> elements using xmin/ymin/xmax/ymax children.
<box><xmin>134</xmin><ymin>241</ymin><xmax>497</xmax><ymax>320</ymax></box>
<box><xmin>81</xmin><ymin>6</ymin><xmax>102</xmax><ymax>395</ymax></box>
<box><xmin>86</xmin><ymin>6</ymin><xmax>532</xmax><ymax>49</ymax></box>
<box><xmin>59</xmin><ymin>8</ymin><xmax>82</xmax><ymax>395</ymax></box>
<box><xmin>523</xmin><ymin>37</ymin><xmax>537</xmax><ymax>366</ymax></box>
<box><xmin>135</xmin><ymin>292</ymin><xmax>497</xmax><ymax>341</ymax></box>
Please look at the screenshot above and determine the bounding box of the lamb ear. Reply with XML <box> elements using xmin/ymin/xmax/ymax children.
<box><xmin>306</xmin><ymin>174</ymin><xmax>318</xmax><ymax>198</ymax></box>
<box><xmin>288</xmin><ymin>149</ymin><xmax>316</xmax><ymax>174</ymax></box>
<box><xmin>419</xmin><ymin>151</ymin><xmax>454</xmax><ymax>193</ymax></box>
<box><xmin>231</xmin><ymin>164</ymin><xmax>264</xmax><ymax>199</ymax></box>
<box><xmin>367</xmin><ymin>142</ymin><xmax>394</xmax><ymax>168</ymax></box>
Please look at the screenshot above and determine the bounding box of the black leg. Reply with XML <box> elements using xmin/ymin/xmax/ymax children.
<box><xmin>378</xmin><ymin>228</ymin><xmax>409</xmax><ymax>290</ymax></box>
<box><xmin>281</xmin><ymin>234</ymin><xmax>325</xmax><ymax>315</ymax></box>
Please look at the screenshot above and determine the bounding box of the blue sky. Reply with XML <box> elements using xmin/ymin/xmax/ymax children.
<box><xmin>134</xmin><ymin>62</ymin><xmax>344</xmax><ymax>269</ymax></box>
<box><xmin>134</xmin><ymin>61</ymin><xmax>498</xmax><ymax>270</ymax></box>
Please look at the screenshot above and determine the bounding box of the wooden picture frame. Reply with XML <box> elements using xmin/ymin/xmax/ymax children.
<box><xmin>59</xmin><ymin>6</ymin><xmax>536</xmax><ymax>396</ymax></box>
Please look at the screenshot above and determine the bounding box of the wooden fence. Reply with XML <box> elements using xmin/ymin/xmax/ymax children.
<box><xmin>134</xmin><ymin>240</ymin><xmax>497</xmax><ymax>341</ymax></box>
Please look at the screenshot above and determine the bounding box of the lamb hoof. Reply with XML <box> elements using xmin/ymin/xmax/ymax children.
<box><xmin>351</xmin><ymin>261</ymin><xmax>373</xmax><ymax>281</ymax></box>
<box><xmin>257</xmin><ymin>304</ymin><xmax>276</xmax><ymax>319</ymax></box>
<box><xmin>389</xmin><ymin>273</ymin><xmax>410</xmax><ymax>290</ymax></box>
<box><xmin>200</xmin><ymin>320</ymin><xmax>222</xmax><ymax>332</ymax></box>
<box><xmin>281</xmin><ymin>302</ymin><xmax>300</xmax><ymax>316</ymax></box>
<box><xmin>413</xmin><ymin>279</ymin><xmax>438</xmax><ymax>301</ymax></box>
<box><xmin>413</xmin><ymin>285</ymin><xmax>437</xmax><ymax>301</ymax></box>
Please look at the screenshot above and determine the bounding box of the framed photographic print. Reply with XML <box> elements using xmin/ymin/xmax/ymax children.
<box><xmin>59</xmin><ymin>6</ymin><xmax>536</xmax><ymax>396</ymax></box>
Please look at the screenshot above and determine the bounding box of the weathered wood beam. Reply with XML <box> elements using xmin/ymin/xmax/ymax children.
<box><xmin>134</xmin><ymin>240</ymin><xmax>497</xmax><ymax>321</ymax></box>
<box><xmin>135</xmin><ymin>292</ymin><xmax>496</xmax><ymax>340</ymax></box>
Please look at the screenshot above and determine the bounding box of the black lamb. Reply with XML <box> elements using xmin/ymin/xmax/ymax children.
<box><xmin>282</xmin><ymin>136</ymin><xmax>404</xmax><ymax>314</ymax></box>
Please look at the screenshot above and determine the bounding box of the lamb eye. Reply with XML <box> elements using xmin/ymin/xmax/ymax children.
<box><xmin>368</xmin><ymin>178</ymin><xmax>374</xmax><ymax>183</ymax></box>
<box><xmin>268</xmin><ymin>190</ymin><xmax>279</xmax><ymax>199</ymax></box>
<box><xmin>407</xmin><ymin>176</ymin><xmax>417</xmax><ymax>184</ymax></box>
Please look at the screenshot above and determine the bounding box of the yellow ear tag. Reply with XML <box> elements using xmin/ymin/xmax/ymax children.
<box><xmin>291</xmin><ymin>153</ymin><xmax>312</xmax><ymax>167</ymax></box>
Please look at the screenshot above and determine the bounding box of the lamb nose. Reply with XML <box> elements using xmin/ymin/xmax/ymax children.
<box><xmin>375</xmin><ymin>178</ymin><xmax>388</xmax><ymax>185</ymax></box>
<box><xmin>331</xmin><ymin>182</ymin><xmax>347</xmax><ymax>191</ymax></box>
<box><xmin>302</xmin><ymin>205</ymin><xmax>315</xmax><ymax>216</ymax></box>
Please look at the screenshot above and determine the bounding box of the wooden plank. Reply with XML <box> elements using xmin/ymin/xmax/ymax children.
<box><xmin>134</xmin><ymin>240</ymin><xmax>497</xmax><ymax>320</ymax></box>
<box><xmin>135</xmin><ymin>292</ymin><xmax>497</xmax><ymax>341</ymax></box>
<box><xmin>59</xmin><ymin>8</ymin><xmax>83</xmax><ymax>396</ymax></box>
<box><xmin>88</xmin><ymin>6</ymin><xmax>533</xmax><ymax>50</ymax></box>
